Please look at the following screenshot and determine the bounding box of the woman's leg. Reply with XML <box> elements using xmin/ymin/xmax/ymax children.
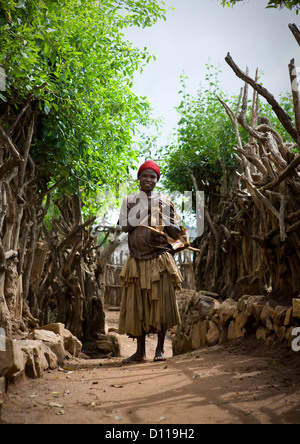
<box><xmin>122</xmin><ymin>332</ymin><xmax>146</xmax><ymax>363</ymax></box>
<box><xmin>154</xmin><ymin>327</ymin><xmax>166</xmax><ymax>362</ymax></box>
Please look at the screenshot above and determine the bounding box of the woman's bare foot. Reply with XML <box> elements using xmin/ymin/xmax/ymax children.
<box><xmin>122</xmin><ymin>334</ymin><xmax>146</xmax><ymax>364</ymax></box>
<box><xmin>153</xmin><ymin>350</ymin><xmax>166</xmax><ymax>362</ymax></box>
<box><xmin>122</xmin><ymin>352</ymin><xmax>146</xmax><ymax>364</ymax></box>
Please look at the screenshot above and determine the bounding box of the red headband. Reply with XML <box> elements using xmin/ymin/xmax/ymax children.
<box><xmin>137</xmin><ymin>160</ymin><xmax>161</xmax><ymax>180</ymax></box>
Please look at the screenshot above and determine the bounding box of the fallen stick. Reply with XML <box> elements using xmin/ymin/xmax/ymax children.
<box><xmin>140</xmin><ymin>224</ymin><xmax>201</xmax><ymax>253</ymax></box>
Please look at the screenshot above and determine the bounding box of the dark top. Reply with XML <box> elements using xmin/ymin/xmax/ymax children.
<box><xmin>119</xmin><ymin>192</ymin><xmax>181</xmax><ymax>260</ymax></box>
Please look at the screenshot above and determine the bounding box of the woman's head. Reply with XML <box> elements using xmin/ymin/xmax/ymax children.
<box><xmin>138</xmin><ymin>160</ymin><xmax>161</xmax><ymax>180</ymax></box>
<box><xmin>138</xmin><ymin>160</ymin><xmax>161</xmax><ymax>195</ymax></box>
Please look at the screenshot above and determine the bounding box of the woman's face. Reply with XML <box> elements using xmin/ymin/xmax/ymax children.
<box><xmin>139</xmin><ymin>169</ymin><xmax>158</xmax><ymax>195</ymax></box>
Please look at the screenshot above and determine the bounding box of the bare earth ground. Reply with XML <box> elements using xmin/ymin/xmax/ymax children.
<box><xmin>2</xmin><ymin>308</ymin><xmax>300</xmax><ymax>425</ymax></box>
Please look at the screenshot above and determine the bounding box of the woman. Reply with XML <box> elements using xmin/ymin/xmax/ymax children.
<box><xmin>118</xmin><ymin>160</ymin><xmax>183</xmax><ymax>363</ymax></box>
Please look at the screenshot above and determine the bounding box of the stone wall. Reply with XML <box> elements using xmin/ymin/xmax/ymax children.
<box><xmin>172</xmin><ymin>292</ymin><xmax>300</xmax><ymax>356</ymax></box>
<box><xmin>0</xmin><ymin>322</ymin><xmax>122</xmax><ymax>420</ymax></box>
<box><xmin>0</xmin><ymin>323</ymin><xmax>82</xmax><ymax>421</ymax></box>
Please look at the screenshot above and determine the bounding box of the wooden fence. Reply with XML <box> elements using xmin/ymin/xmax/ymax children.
<box><xmin>104</xmin><ymin>263</ymin><xmax>123</xmax><ymax>308</ymax></box>
<box><xmin>177</xmin><ymin>250</ymin><xmax>196</xmax><ymax>291</ymax></box>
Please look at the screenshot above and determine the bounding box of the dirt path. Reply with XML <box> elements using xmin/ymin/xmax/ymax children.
<box><xmin>2</xmin><ymin>310</ymin><xmax>300</xmax><ymax>425</ymax></box>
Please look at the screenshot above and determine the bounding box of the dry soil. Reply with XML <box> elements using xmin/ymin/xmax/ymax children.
<box><xmin>2</xmin><ymin>308</ymin><xmax>300</xmax><ymax>425</ymax></box>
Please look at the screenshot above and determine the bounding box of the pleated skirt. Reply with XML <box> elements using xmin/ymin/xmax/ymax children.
<box><xmin>119</xmin><ymin>252</ymin><xmax>183</xmax><ymax>338</ymax></box>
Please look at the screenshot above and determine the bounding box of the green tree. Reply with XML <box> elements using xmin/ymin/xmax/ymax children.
<box><xmin>220</xmin><ymin>0</ymin><xmax>300</xmax><ymax>13</ymax></box>
<box><xmin>0</xmin><ymin>0</ymin><xmax>167</xmax><ymax>205</ymax></box>
<box><xmin>160</xmin><ymin>65</ymin><xmax>295</xmax><ymax>203</ymax></box>
<box><xmin>159</xmin><ymin>66</ymin><xmax>244</xmax><ymax>198</ymax></box>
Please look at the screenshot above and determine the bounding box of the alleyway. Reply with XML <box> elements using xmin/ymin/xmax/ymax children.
<box><xmin>2</xmin><ymin>310</ymin><xmax>300</xmax><ymax>425</ymax></box>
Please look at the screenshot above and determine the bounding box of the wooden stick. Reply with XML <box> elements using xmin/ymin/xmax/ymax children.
<box><xmin>244</xmin><ymin>176</ymin><xmax>280</xmax><ymax>221</ymax></box>
<box><xmin>0</xmin><ymin>122</ymin><xmax>24</xmax><ymax>163</ymax></box>
<box><xmin>289</xmin><ymin>23</ymin><xmax>300</xmax><ymax>47</ymax></box>
<box><xmin>140</xmin><ymin>224</ymin><xmax>201</xmax><ymax>252</ymax></box>
<box><xmin>260</xmin><ymin>154</ymin><xmax>300</xmax><ymax>191</ymax></box>
<box><xmin>217</xmin><ymin>91</ymin><xmax>244</xmax><ymax>150</ymax></box>
<box><xmin>265</xmin><ymin>190</ymin><xmax>287</xmax><ymax>242</ymax></box>
<box><xmin>225</xmin><ymin>53</ymin><xmax>298</xmax><ymax>143</ymax></box>
<box><xmin>58</xmin><ymin>216</ymin><xmax>96</xmax><ymax>251</ymax></box>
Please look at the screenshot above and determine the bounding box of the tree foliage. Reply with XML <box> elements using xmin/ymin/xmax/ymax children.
<box><xmin>159</xmin><ymin>66</ymin><xmax>244</xmax><ymax>196</ymax></box>
<box><xmin>160</xmin><ymin>65</ymin><xmax>295</xmax><ymax>202</ymax></box>
<box><xmin>0</xmin><ymin>0</ymin><xmax>167</xmax><ymax>208</ymax></box>
<box><xmin>220</xmin><ymin>0</ymin><xmax>300</xmax><ymax>13</ymax></box>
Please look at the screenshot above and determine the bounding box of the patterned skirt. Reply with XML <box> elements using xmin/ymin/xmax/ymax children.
<box><xmin>118</xmin><ymin>252</ymin><xmax>183</xmax><ymax>338</ymax></box>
